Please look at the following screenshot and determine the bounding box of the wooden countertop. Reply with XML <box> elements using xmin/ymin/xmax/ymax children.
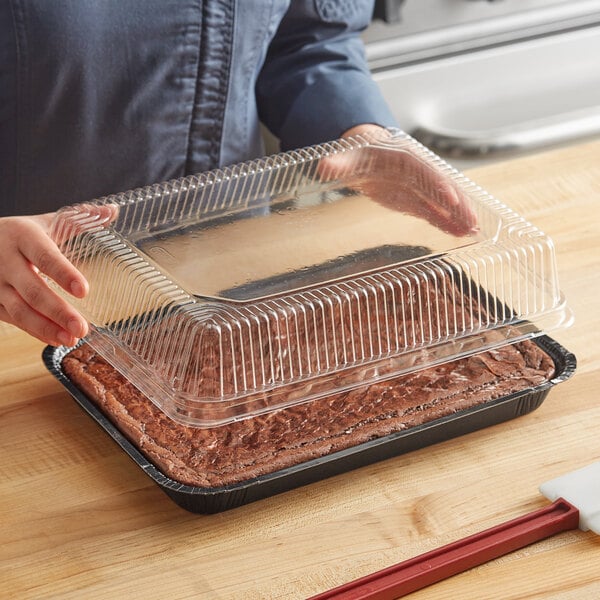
<box><xmin>2</xmin><ymin>140</ymin><xmax>600</xmax><ymax>599</ymax></box>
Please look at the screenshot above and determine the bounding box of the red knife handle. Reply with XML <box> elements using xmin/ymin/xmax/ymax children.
<box><xmin>309</xmin><ymin>498</ymin><xmax>579</xmax><ymax>600</ymax></box>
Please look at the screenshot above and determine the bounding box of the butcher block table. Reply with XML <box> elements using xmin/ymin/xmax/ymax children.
<box><xmin>2</xmin><ymin>139</ymin><xmax>600</xmax><ymax>599</ymax></box>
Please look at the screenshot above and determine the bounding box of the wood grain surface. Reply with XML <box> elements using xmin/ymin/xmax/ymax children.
<box><xmin>1</xmin><ymin>140</ymin><xmax>600</xmax><ymax>599</ymax></box>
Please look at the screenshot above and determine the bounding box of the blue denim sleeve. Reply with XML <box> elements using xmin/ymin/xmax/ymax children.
<box><xmin>256</xmin><ymin>0</ymin><xmax>398</xmax><ymax>150</ymax></box>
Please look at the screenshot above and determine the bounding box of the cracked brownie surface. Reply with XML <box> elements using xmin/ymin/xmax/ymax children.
<box><xmin>62</xmin><ymin>340</ymin><xmax>554</xmax><ymax>488</ymax></box>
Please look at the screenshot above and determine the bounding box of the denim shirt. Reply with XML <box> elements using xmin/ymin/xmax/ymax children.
<box><xmin>0</xmin><ymin>0</ymin><xmax>396</xmax><ymax>216</ymax></box>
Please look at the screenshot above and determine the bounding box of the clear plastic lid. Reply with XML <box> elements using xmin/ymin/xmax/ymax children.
<box><xmin>50</xmin><ymin>129</ymin><xmax>572</xmax><ymax>426</ymax></box>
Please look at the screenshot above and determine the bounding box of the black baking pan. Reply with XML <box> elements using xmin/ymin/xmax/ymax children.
<box><xmin>43</xmin><ymin>335</ymin><xmax>575</xmax><ymax>514</ymax></box>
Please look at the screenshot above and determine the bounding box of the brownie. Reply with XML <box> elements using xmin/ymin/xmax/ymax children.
<box><xmin>62</xmin><ymin>339</ymin><xmax>554</xmax><ymax>488</ymax></box>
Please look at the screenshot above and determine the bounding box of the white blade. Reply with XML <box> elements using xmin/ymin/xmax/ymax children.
<box><xmin>540</xmin><ymin>461</ymin><xmax>600</xmax><ymax>534</ymax></box>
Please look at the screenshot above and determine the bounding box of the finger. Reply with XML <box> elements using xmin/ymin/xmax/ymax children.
<box><xmin>18</xmin><ymin>230</ymin><xmax>89</xmax><ymax>299</ymax></box>
<box><xmin>315</xmin><ymin>145</ymin><xmax>361</xmax><ymax>185</ymax></box>
<box><xmin>402</xmin><ymin>153</ymin><xmax>479</xmax><ymax>234</ymax></box>
<box><xmin>443</xmin><ymin>192</ymin><xmax>478</xmax><ymax>235</ymax></box>
<box><xmin>0</xmin><ymin>291</ymin><xmax>82</xmax><ymax>347</ymax></box>
<box><xmin>390</xmin><ymin>182</ymin><xmax>474</xmax><ymax>238</ymax></box>
<box><xmin>421</xmin><ymin>182</ymin><xmax>478</xmax><ymax>236</ymax></box>
<box><xmin>3</xmin><ymin>252</ymin><xmax>88</xmax><ymax>339</ymax></box>
<box><xmin>82</xmin><ymin>202</ymin><xmax>119</xmax><ymax>223</ymax></box>
<box><xmin>57</xmin><ymin>202</ymin><xmax>119</xmax><ymax>229</ymax></box>
<box><xmin>50</xmin><ymin>202</ymin><xmax>119</xmax><ymax>249</ymax></box>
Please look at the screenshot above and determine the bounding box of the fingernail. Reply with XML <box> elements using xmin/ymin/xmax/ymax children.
<box><xmin>70</xmin><ymin>280</ymin><xmax>85</xmax><ymax>297</ymax></box>
<box><xmin>447</xmin><ymin>187</ymin><xmax>460</xmax><ymax>206</ymax></box>
<box><xmin>58</xmin><ymin>330</ymin><xmax>75</xmax><ymax>346</ymax></box>
<box><xmin>68</xmin><ymin>318</ymin><xmax>85</xmax><ymax>337</ymax></box>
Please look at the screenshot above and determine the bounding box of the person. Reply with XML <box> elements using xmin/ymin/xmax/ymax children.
<box><xmin>0</xmin><ymin>0</ymin><xmax>474</xmax><ymax>348</ymax></box>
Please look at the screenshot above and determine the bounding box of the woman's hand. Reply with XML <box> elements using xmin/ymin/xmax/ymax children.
<box><xmin>0</xmin><ymin>213</ymin><xmax>89</xmax><ymax>346</ymax></box>
<box><xmin>328</xmin><ymin>124</ymin><xmax>478</xmax><ymax>237</ymax></box>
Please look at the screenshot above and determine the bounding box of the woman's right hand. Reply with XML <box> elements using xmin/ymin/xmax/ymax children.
<box><xmin>0</xmin><ymin>213</ymin><xmax>89</xmax><ymax>346</ymax></box>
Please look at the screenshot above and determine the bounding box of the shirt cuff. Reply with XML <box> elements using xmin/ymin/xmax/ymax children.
<box><xmin>277</xmin><ymin>72</ymin><xmax>399</xmax><ymax>151</ymax></box>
